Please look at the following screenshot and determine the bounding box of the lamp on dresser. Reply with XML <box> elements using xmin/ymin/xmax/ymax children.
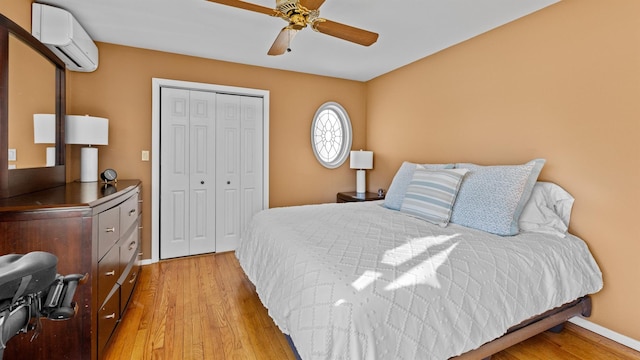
<box><xmin>33</xmin><ymin>114</ymin><xmax>56</xmax><ymax>167</ymax></box>
<box><xmin>350</xmin><ymin>150</ymin><xmax>373</xmax><ymax>194</ymax></box>
<box><xmin>66</xmin><ymin>115</ymin><xmax>109</xmax><ymax>182</ymax></box>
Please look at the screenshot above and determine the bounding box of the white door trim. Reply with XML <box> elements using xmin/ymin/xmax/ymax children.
<box><xmin>150</xmin><ymin>78</ymin><xmax>270</xmax><ymax>263</ymax></box>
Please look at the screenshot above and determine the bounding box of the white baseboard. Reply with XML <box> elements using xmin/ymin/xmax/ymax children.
<box><xmin>570</xmin><ymin>316</ymin><xmax>640</xmax><ymax>352</ymax></box>
<box><xmin>139</xmin><ymin>259</ymin><xmax>154</xmax><ymax>266</ymax></box>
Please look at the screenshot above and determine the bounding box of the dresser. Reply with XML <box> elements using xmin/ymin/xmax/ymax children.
<box><xmin>0</xmin><ymin>180</ymin><xmax>142</xmax><ymax>360</ymax></box>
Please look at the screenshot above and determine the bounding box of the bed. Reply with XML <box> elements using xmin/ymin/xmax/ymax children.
<box><xmin>236</xmin><ymin>161</ymin><xmax>603</xmax><ymax>359</ymax></box>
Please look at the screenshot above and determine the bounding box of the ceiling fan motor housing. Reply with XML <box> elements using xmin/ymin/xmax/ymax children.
<box><xmin>276</xmin><ymin>0</ymin><xmax>298</xmax><ymax>14</ymax></box>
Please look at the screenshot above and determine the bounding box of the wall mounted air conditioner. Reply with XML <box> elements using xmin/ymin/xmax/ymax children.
<box><xmin>31</xmin><ymin>3</ymin><xmax>99</xmax><ymax>72</ymax></box>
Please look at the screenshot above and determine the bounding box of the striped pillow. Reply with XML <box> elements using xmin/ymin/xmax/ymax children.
<box><xmin>383</xmin><ymin>162</ymin><xmax>455</xmax><ymax>210</ymax></box>
<box><xmin>400</xmin><ymin>168</ymin><xmax>469</xmax><ymax>226</ymax></box>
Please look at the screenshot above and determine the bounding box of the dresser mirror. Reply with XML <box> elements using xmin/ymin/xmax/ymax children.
<box><xmin>0</xmin><ymin>13</ymin><xmax>66</xmax><ymax>198</ymax></box>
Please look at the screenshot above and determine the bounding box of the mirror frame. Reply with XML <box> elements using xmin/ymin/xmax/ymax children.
<box><xmin>0</xmin><ymin>13</ymin><xmax>66</xmax><ymax>199</ymax></box>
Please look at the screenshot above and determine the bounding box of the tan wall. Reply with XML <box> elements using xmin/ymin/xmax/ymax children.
<box><xmin>66</xmin><ymin>43</ymin><xmax>367</xmax><ymax>260</ymax></box>
<box><xmin>8</xmin><ymin>34</ymin><xmax>56</xmax><ymax>169</ymax></box>
<box><xmin>367</xmin><ymin>0</ymin><xmax>639</xmax><ymax>340</ymax></box>
<box><xmin>0</xmin><ymin>0</ymin><xmax>32</xmax><ymax>30</ymax></box>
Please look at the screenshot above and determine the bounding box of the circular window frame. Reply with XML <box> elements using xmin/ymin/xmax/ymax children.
<box><xmin>310</xmin><ymin>102</ymin><xmax>353</xmax><ymax>169</ymax></box>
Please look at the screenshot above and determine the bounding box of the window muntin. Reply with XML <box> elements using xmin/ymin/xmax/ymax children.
<box><xmin>311</xmin><ymin>102</ymin><xmax>352</xmax><ymax>169</ymax></box>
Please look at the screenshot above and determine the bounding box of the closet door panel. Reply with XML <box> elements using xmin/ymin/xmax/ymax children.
<box><xmin>216</xmin><ymin>94</ymin><xmax>241</xmax><ymax>252</ymax></box>
<box><xmin>240</xmin><ymin>96</ymin><xmax>264</xmax><ymax>235</ymax></box>
<box><xmin>160</xmin><ymin>87</ymin><xmax>191</xmax><ymax>259</ymax></box>
<box><xmin>189</xmin><ymin>90</ymin><xmax>216</xmax><ymax>255</ymax></box>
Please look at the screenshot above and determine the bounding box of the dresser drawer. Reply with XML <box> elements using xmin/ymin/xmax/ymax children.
<box><xmin>98</xmin><ymin>206</ymin><xmax>120</xmax><ymax>260</ymax></box>
<box><xmin>119</xmin><ymin>194</ymin><xmax>139</xmax><ymax>234</ymax></box>
<box><xmin>119</xmin><ymin>226</ymin><xmax>139</xmax><ymax>274</ymax></box>
<box><xmin>120</xmin><ymin>263</ymin><xmax>139</xmax><ymax>314</ymax></box>
<box><xmin>98</xmin><ymin>245</ymin><xmax>120</xmax><ymax>305</ymax></box>
<box><xmin>97</xmin><ymin>288</ymin><xmax>120</xmax><ymax>355</ymax></box>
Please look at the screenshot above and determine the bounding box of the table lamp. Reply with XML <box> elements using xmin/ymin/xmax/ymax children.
<box><xmin>350</xmin><ymin>150</ymin><xmax>373</xmax><ymax>194</ymax></box>
<box><xmin>33</xmin><ymin>114</ymin><xmax>56</xmax><ymax>167</ymax></box>
<box><xmin>66</xmin><ymin>115</ymin><xmax>109</xmax><ymax>182</ymax></box>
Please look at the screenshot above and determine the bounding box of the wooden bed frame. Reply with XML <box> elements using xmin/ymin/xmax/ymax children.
<box><xmin>455</xmin><ymin>296</ymin><xmax>592</xmax><ymax>359</ymax></box>
<box><xmin>285</xmin><ymin>296</ymin><xmax>592</xmax><ymax>360</ymax></box>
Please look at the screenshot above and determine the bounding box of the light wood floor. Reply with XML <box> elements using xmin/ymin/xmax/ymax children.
<box><xmin>104</xmin><ymin>252</ymin><xmax>640</xmax><ymax>360</ymax></box>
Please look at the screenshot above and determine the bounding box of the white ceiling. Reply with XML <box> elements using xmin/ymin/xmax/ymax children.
<box><xmin>36</xmin><ymin>0</ymin><xmax>559</xmax><ymax>82</ymax></box>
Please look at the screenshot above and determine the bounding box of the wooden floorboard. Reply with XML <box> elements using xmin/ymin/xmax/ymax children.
<box><xmin>104</xmin><ymin>252</ymin><xmax>640</xmax><ymax>360</ymax></box>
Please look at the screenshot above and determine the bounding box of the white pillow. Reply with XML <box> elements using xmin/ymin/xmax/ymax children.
<box><xmin>519</xmin><ymin>182</ymin><xmax>575</xmax><ymax>237</ymax></box>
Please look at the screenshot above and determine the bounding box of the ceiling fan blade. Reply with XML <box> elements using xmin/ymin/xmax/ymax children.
<box><xmin>299</xmin><ymin>0</ymin><xmax>325</xmax><ymax>10</ymax></box>
<box><xmin>268</xmin><ymin>27</ymin><xmax>298</xmax><ymax>55</ymax></box>
<box><xmin>207</xmin><ymin>0</ymin><xmax>278</xmax><ymax>16</ymax></box>
<box><xmin>313</xmin><ymin>20</ymin><xmax>378</xmax><ymax>46</ymax></box>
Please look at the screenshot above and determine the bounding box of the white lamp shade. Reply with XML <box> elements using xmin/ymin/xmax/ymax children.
<box><xmin>65</xmin><ymin>115</ymin><xmax>109</xmax><ymax>145</ymax></box>
<box><xmin>34</xmin><ymin>114</ymin><xmax>56</xmax><ymax>144</ymax></box>
<box><xmin>350</xmin><ymin>150</ymin><xmax>373</xmax><ymax>170</ymax></box>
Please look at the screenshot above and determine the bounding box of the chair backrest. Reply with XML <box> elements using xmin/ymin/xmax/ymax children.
<box><xmin>0</xmin><ymin>252</ymin><xmax>58</xmax><ymax>305</ymax></box>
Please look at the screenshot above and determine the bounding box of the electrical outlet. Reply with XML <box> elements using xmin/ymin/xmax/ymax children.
<box><xmin>141</xmin><ymin>150</ymin><xmax>149</xmax><ymax>161</ymax></box>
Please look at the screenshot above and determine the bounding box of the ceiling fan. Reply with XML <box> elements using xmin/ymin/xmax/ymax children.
<box><xmin>206</xmin><ymin>0</ymin><xmax>379</xmax><ymax>55</ymax></box>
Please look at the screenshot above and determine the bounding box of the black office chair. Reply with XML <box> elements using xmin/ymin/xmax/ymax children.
<box><xmin>0</xmin><ymin>252</ymin><xmax>85</xmax><ymax>360</ymax></box>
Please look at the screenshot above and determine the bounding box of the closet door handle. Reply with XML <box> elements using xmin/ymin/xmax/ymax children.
<box><xmin>105</xmin><ymin>227</ymin><xmax>115</xmax><ymax>233</ymax></box>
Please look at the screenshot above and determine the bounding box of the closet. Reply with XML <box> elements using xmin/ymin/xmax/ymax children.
<box><xmin>159</xmin><ymin>87</ymin><xmax>264</xmax><ymax>259</ymax></box>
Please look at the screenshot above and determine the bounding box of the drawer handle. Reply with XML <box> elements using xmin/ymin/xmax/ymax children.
<box><xmin>104</xmin><ymin>313</ymin><xmax>116</xmax><ymax>319</ymax></box>
<box><xmin>105</xmin><ymin>270</ymin><xmax>116</xmax><ymax>276</ymax></box>
<box><xmin>129</xmin><ymin>272</ymin><xmax>138</xmax><ymax>284</ymax></box>
<box><xmin>129</xmin><ymin>209</ymin><xmax>136</xmax><ymax>216</ymax></box>
<box><xmin>138</xmin><ymin>252</ymin><xmax>143</xmax><ymax>257</ymax></box>
<box><xmin>105</xmin><ymin>227</ymin><xmax>116</xmax><ymax>233</ymax></box>
<box><xmin>128</xmin><ymin>241</ymin><xmax>136</xmax><ymax>251</ymax></box>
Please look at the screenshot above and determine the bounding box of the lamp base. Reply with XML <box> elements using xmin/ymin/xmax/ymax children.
<box><xmin>46</xmin><ymin>147</ymin><xmax>56</xmax><ymax>167</ymax></box>
<box><xmin>356</xmin><ymin>169</ymin><xmax>366</xmax><ymax>194</ymax></box>
<box><xmin>80</xmin><ymin>147</ymin><xmax>98</xmax><ymax>182</ymax></box>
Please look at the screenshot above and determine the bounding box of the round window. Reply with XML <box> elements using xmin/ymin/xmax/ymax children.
<box><xmin>310</xmin><ymin>102</ymin><xmax>353</xmax><ymax>169</ymax></box>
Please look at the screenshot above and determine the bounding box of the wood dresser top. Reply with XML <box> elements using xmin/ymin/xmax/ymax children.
<box><xmin>0</xmin><ymin>180</ymin><xmax>141</xmax><ymax>212</ymax></box>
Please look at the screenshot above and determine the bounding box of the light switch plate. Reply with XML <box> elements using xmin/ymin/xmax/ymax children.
<box><xmin>141</xmin><ymin>150</ymin><xmax>149</xmax><ymax>161</ymax></box>
<box><xmin>8</xmin><ymin>149</ymin><xmax>16</xmax><ymax>161</ymax></box>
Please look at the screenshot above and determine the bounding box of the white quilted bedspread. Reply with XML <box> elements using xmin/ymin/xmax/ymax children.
<box><xmin>236</xmin><ymin>201</ymin><xmax>603</xmax><ymax>360</ymax></box>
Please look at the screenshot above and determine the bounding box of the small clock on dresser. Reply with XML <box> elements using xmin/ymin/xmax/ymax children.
<box><xmin>100</xmin><ymin>168</ymin><xmax>118</xmax><ymax>183</ymax></box>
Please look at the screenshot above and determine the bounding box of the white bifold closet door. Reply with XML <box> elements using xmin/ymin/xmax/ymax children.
<box><xmin>215</xmin><ymin>93</ymin><xmax>264</xmax><ymax>253</ymax></box>
<box><xmin>160</xmin><ymin>88</ymin><xmax>263</xmax><ymax>259</ymax></box>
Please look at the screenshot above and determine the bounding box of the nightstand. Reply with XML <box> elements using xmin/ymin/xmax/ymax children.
<box><xmin>337</xmin><ymin>191</ymin><xmax>385</xmax><ymax>203</ymax></box>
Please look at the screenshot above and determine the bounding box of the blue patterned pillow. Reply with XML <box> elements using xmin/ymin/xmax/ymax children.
<box><xmin>450</xmin><ymin>159</ymin><xmax>545</xmax><ymax>236</ymax></box>
<box><xmin>384</xmin><ymin>162</ymin><xmax>455</xmax><ymax>210</ymax></box>
<box><xmin>400</xmin><ymin>168</ymin><xmax>469</xmax><ymax>226</ymax></box>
